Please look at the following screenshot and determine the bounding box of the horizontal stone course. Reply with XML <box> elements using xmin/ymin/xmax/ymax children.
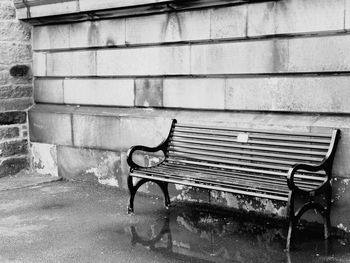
<box><xmin>34</xmin><ymin>79</ymin><xmax>64</xmax><ymax>104</ymax></box>
<box><xmin>0</xmin><ymin>85</ymin><xmax>32</xmax><ymax>99</ymax></box>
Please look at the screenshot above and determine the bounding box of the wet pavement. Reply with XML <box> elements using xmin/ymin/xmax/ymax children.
<box><xmin>0</xmin><ymin>177</ymin><xmax>349</xmax><ymax>262</ymax></box>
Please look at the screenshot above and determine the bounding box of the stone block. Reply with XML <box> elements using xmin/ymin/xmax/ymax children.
<box><xmin>286</xmin><ymin>35</ymin><xmax>350</xmax><ymax>72</ymax></box>
<box><xmin>63</xmin><ymin>78</ymin><xmax>134</xmax><ymax>106</ymax></box>
<box><xmin>31</xmin><ymin>142</ymin><xmax>58</xmax><ymax>177</ymax></box>
<box><xmin>0</xmin><ymin>21</ymin><xmax>31</xmax><ymax>42</ymax></box>
<box><xmin>0</xmin><ymin>111</ymin><xmax>26</xmax><ymax>125</ymax></box>
<box><xmin>72</xmin><ymin>114</ymin><xmax>121</xmax><ymax>150</ymax></box>
<box><xmin>57</xmin><ymin>145</ymin><xmax>121</xmax><ymax>187</ymax></box>
<box><xmin>47</xmin><ymin>51</ymin><xmax>96</xmax><ymax>76</ymax></box>
<box><xmin>29</xmin><ymin>111</ymin><xmax>73</xmax><ymax>145</ymax></box>
<box><xmin>33</xmin><ymin>52</ymin><xmax>46</xmax><ymax>76</ymax></box>
<box><xmin>0</xmin><ymin>140</ymin><xmax>28</xmax><ymax>158</ymax></box>
<box><xmin>0</xmin><ymin>42</ymin><xmax>32</xmax><ymax>65</ymax></box>
<box><xmin>163</xmin><ymin>78</ymin><xmax>225</xmax><ymax>109</ymax></box>
<box><xmin>0</xmin><ymin>85</ymin><xmax>32</xmax><ymax>99</ymax></box>
<box><xmin>225</xmin><ymin>76</ymin><xmax>350</xmax><ymax>113</ymax></box>
<box><xmin>33</xmin><ymin>24</ymin><xmax>70</xmax><ymax>50</ymax></box>
<box><xmin>126</xmin><ymin>9</ymin><xmax>210</xmax><ymax>44</ymax></box>
<box><xmin>0</xmin><ymin>2</ymin><xmax>15</xmax><ymax>20</ymax></box>
<box><xmin>70</xmin><ymin>19</ymin><xmax>125</xmax><ymax>48</ymax></box>
<box><xmin>190</xmin><ymin>40</ymin><xmax>282</xmax><ymax>74</ymax></box>
<box><xmin>0</xmin><ymin>69</ymin><xmax>9</xmax><ymax>85</ymax></box>
<box><xmin>0</xmin><ymin>98</ymin><xmax>33</xmax><ymax>111</ymax></box>
<box><xmin>97</xmin><ymin>45</ymin><xmax>190</xmax><ymax>76</ymax></box>
<box><xmin>248</xmin><ymin>0</ymin><xmax>344</xmax><ymax>36</ymax></box>
<box><xmin>119</xmin><ymin>117</ymin><xmax>171</xmax><ymax>151</ymax></box>
<box><xmin>346</xmin><ymin>0</ymin><xmax>350</xmax><ymax>30</ymax></box>
<box><xmin>34</xmin><ymin>79</ymin><xmax>64</xmax><ymax>104</ymax></box>
<box><xmin>0</xmin><ymin>156</ymin><xmax>28</xmax><ymax>178</ymax></box>
<box><xmin>0</xmin><ymin>127</ymin><xmax>19</xmax><ymax>140</ymax></box>
<box><xmin>211</xmin><ymin>5</ymin><xmax>247</xmax><ymax>39</ymax></box>
<box><xmin>79</xmin><ymin>0</ymin><xmax>168</xmax><ymax>12</ymax></box>
<box><xmin>135</xmin><ymin>78</ymin><xmax>163</xmax><ymax>107</ymax></box>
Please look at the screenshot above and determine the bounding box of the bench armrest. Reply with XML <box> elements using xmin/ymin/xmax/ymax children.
<box><xmin>287</xmin><ymin>129</ymin><xmax>341</xmax><ymax>194</ymax></box>
<box><xmin>287</xmin><ymin>163</ymin><xmax>326</xmax><ymax>194</ymax></box>
<box><xmin>126</xmin><ymin>119</ymin><xmax>177</xmax><ymax>170</ymax></box>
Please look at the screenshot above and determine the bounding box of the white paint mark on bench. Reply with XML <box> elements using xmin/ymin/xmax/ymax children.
<box><xmin>237</xmin><ymin>133</ymin><xmax>249</xmax><ymax>143</ymax></box>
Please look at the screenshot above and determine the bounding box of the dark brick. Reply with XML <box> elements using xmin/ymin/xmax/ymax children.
<box><xmin>0</xmin><ymin>111</ymin><xmax>26</xmax><ymax>125</ymax></box>
<box><xmin>0</xmin><ymin>139</ymin><xmax>28</xmax><ymax>157</ymax></box>
<box><xmin>0</xmin><ymin>127</ymin><xmax>19</xmax><ymax>140</ymax></box>
<box><xmin>10</xmin><ymin>65</ymin><xmax>30</xmax><ymax>77</ymax></box>
<box><xmin>0</xmin><ymin>157</ymin><xmax>28</xmax><ymax>177</ymax></box>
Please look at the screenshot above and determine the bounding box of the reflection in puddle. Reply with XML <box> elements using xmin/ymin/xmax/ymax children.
<box><xmin>129</xmin><ymin>206</ymin><xmax>350</xmax><ymax>263</ymax></box>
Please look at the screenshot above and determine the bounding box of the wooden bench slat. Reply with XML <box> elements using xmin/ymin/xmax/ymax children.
<box><xmin>170</xmin><ymin>142</ymin><xmax>324</xmax><ymax>162</ymax></box>
<box><xmin>175</xmin><ymin>127</ymin><xmax>332</xmax><ymax>144</ymax></box>
<box><xmin>159</xmin><ymin>163</ymin><xmax>322</xmax><ymax>190</ymax></box>
<box><xmin>172</xmin><ymin>134</ymin><xmax>330</xmax><ymax>150</ymax></box>
<box><xmin>131</xmin><ymin>172</ymin><xmax>289</xmax><ymax>201</ymax></box>
<box><xmin>171</xmin><ymin>138</ymin><xmax>328</xmax><ymax>156</ymax></box>
<box><xmin>168</xmin><ymin>145</ymin><xmax>321</xmax><ymax>166</ymax></box>
<box><xmin>176</xmin><ymin>123</ymin><xmax>332</xmax><ymax>138</ymax></box>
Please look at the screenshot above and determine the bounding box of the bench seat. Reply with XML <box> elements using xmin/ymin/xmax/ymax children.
<box><xmin>126</xmin><ymin>119</ymin><xmax>340</xmax><ymax>250</ymax></box>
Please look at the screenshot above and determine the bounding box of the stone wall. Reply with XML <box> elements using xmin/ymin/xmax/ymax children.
<box><xmin>0</xmin><ymin>0</ymin><xmax>32</xmax><ymax>177</ymax></box>
<box><xmin>22</xmin><ymin>0</ymin><xmax>350</xmax><ymax>232</ymax></box>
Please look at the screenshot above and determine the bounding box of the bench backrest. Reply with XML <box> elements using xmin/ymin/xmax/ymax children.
<box><xmin>165</xmin><ymin>120</ymin><xmax>340</xmax><ymax>188</ymax></box>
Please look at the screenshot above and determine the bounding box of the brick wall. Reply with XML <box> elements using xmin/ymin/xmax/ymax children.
<box><xmin>0</xmin><ymin>0</ymin><xmax>33</xmax><ymax>177</ymax></box>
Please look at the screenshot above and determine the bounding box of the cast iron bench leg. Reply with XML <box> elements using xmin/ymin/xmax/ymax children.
<box><xmin>286</xmin><ymin>191</ymin><xmax>295</xmax><ymax>251</ymax></box>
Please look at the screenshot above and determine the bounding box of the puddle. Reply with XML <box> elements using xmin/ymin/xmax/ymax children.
<box><xmin>128</xmin><ymin>205</ymin><xmax>350</xmax><ymax>263</ymax></box>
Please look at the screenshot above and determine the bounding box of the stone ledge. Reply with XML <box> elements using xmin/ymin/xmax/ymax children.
<box><xmin>14</xmin><ymin>0</ymin><xmax>269</xmax><ymax>24</ymax></box>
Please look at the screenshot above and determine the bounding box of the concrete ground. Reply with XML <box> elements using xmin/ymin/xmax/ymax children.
<box><xmin>0</xmin><ymin>173</ymin><xmax>349</xmax><ymax>263</ymax></box>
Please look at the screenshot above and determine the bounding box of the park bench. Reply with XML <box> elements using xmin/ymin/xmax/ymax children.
<box><xmin>126</xmin><ymin>119</ymin><xmax>340</xmax><ymax>250</ymax></box>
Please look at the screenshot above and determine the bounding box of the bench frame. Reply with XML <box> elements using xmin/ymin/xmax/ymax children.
<box><xmin>127</xmin><ymin>119</ymin><xmax>341</xmax><ymax>251</ymax></box>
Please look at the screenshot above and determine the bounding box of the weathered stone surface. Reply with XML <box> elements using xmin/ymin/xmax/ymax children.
<box><xmin>31</xmin><ymin>142</ymin><xmax>58</xmax><ymax>177</ymax></box>
<box><xmin>33</xmin><ymin>24</ymin><xmax>70</xmax><ymax>50</ymax></box>
<box><xmin>0</xmin><ymin>127</ymin><xmax>19</xmax><ymax>140</ymax></box>
<box><xmin>97</xmin><ymin>46</ymin><xmax>190</xmax><ymax>76</ymax></box>
<box><xmin>64</xmin><ymin>78</ymin><xmax>134</xmax><ymax>106</ymax></box>
<box><xmin>70</xmin><ymin>19</ymin><xmax>126</xmax><ymax>48</ymax></box>
<box><xmin>119</xmin><ymin>117</ymin><xmax>171</xmax><ymax>150</ymax></box>
<box><xmin>34</xmin><ymin>79</ymin><xmax>64</xmax><ymax>104</ymax></box>
<box><xmin>29</xmin><ymin>111</ymin><xmax>73</xmax><ymax>145</ymax></box>
<box><xmin>332</xmin><ymin>177</ymin><xmax>350</xmax><ymax>233</ymax></box>
<box><xmin>0</xmin><ymin>98</ymin><xmax>33</xmax><ymax>111</ymax></box>
<box><xmin>16</xmin><ymin>1</ymin><xmax>79</xmax><ymax>19</ymax></box>
<box><xmin>163</xmin><ymin>78</ymin><xmax>225</xmax><ymax>109</ymax></box>
<box><xmin>57</xmin><ymin>145</ymin><xmax>121</xmax><ymax>186</ymax></box>
<box><xmin>73</xmin><ymin>114</ymin><xmax>120</xmax><ymax>150</ymax></box>
<box><xmin>0</xmin><ymin>156</ymin><xmax>28</xmax><ymax>177</ymax></box>
<box><xmin>79</xmin><ymin>0</ymin><xmax>169</xmax><ymax>12</ymax></box>
<box><xmin>225</xmin><ymin>76</ymin><xmax>350</xmax><ymax>113</ymax></box>
<box><xmin>191</xmin><ymin>40</ymin><xmax>281</xmax><ymax>74</ymax></box>
<box><xmin>0</xmin><ymin>69</ymin><xmax>9</xmax><ymax>85</ymax></box>
<box><xmin>0</xmin><ymin>42</ymin><xmax>32</xmax><ymax>65</ymax></box>
<box><xmin>126</xmin><ymin>9</ymin><xmax>210</xmax><ymax>44</ymax></box>
<box><xmin>0</xmin><ymin>111</ymin><xmax>26</xmax><ymax>125</ymax></box>
<box><xmin>248</xmin><ymin>0</ymin><xmax>345</xmax><ymax>36</ymax></box>
<box><xmin>211</xmin><ymin>5</ymin><xmax>247</xmax><ymax>39</ymax></box>
<box><xmin>47</xmin><ymin>51</ymin><xmax>96</xmax><ymax>76</ymax></box>
<box><xmin>0</xmin><ymin>1</ymin><xmax>15</xmax><ymax>20</ymax></box>
<box><xmin>346</xmin><ymin>0</ymin><xmax>350</xmax><ymax>29</ymax></box>
<box><xmin>135</xmin><ymin>78</ymin><xmax>163</xmax><ymax>107</ymax></box>
<box><xmin>0</xmin><ymin>85</ymin><xmax>32</xmax><ymax>99</ymax></box>
<box><xmin>0</xmin><ymin>21</ymin><xmax>31</xmax><ymax>42</ymax></box>
<box><xmin>0</xmin><ymin>140</ymin><xmax>28</xmax><ymax>158</ymax></box>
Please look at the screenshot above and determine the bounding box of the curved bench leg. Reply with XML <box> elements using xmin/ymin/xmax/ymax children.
<box><xmin>154</xmin><ymin>181</ymin><xmax>171</xmax><ymax>209</ymax></box>
<box><xmin>127</xmin><ymin>176</ymin><xmax>148</xmax><ymax>214</ymax></box>
<box><xmin>286</xmin><ymin>191</ymin><xmax>295</xmax><ymax>251</ymax></box>
<box><xmin>324</xmin><ymin>185</ymin><xmax>332</xmax><ymax>240</ymax></box>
